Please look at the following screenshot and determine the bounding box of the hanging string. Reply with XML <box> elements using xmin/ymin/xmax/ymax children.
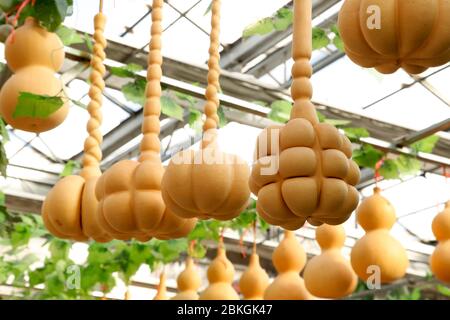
<box><xmin>374</xmin><ymin>158</ymin><xmax>384</xmax><ymax>189</ymax></box>
<box><xmin>239</xmin><ymin>229</ymin><xmax>247</xmax><ymax>258</ymax></box>
<box><xmin>188</xmin><ymin>239</ymin><xmax>196</xmax><ymax>257</ymax></box>
<box><xmin>99</xmin><ymin>0</ymin><xmax>103</xmax><ymax>12</ymax></box>
<box><xmin>252</xmin><ymin>220</ymin><xmax>257</xmax><ymax>253</ymax></box>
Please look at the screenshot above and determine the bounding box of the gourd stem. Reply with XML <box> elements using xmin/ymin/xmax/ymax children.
<box><xmin>201</xmin><ymin>0</ymin><xmax>221</xmax><ymax>149</ymax></box>
<box><xmin>80</xmin><ymin>12</ymin><xmax>107</xmax><ymax>180</ymax></box>
<box><xmin>139</xmin><ymin>0</ymin><xmax>163</xmax><ymax>162</ymax></box>
<box><xmin>99</xmin><ymin>0</ymin><xmax>103</xmax><ymax>12</ymax></box>
<box><xmin>290</xmin><ymin>0</ymin><xmax>318</xmax><ymax>124</ymax></box>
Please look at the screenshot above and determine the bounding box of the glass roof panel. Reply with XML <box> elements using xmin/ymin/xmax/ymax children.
<box><xmin>424</xmin><ymin>67</ymin><xmax>450</xmax><ymax>104</ymax></box>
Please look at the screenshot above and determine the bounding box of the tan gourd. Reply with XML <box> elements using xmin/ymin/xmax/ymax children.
<box><xmin>42</xmin><ymin>10</ymin><xmax>111</xmax><ymax>243</ymax></box>
<box><xmin>0</xmin><ymin>17</ymin><xmax>69</xmax><ymax>132</ymax></box>
<box><xmin>199</xmin><ymin>241</ymin><xmax>239</xmax><ymax>300</ymax></box>
<box><xmin>161</xmin><ymin>0</ymin><xmax>250</xmax><ymax>221</ymax></box>
<box><xmin>153</xmin><ymin>272</ymin><xmax>168</xmax><ymax>300</ymax></box>
<box><xmin>303</xmin><ymin>224</ymin><xmax>357</xmax><ymax>298</ymax></box>
<box><xmin>249</xmin><ymin>0</ymin><xmax>360</xmax><ymax>231</ymax></box>
<box><xmin>239</xmin><ymin>246</ymin><xmax>270</xmax><ymax>300</ymax></box>
<box><xmin>172</xmin><ymin>257</ymin><xmax>201</xmax><ymax>300</ymax></box>
<box><xmin>430</xmin><ymin>202</ymin><xmax>450</xmax><ymax>283</ymax></box>
<box><xmin>351</xmin><ymin>187</ymin><xmax>409</xmax><ymax>283</ymax></box>
<box><xmin>338</xmin><ymin>0</ymin><xmax>450</xmax><ymax>74</ymax></box>
<box><xmin>95</xmin><ymin>0</ymin><xmax>197</xmax><ymax>241</ymax></box>
<box><xmin>264</xmin><ymin>230</ymin><xmax>314</xmax><ymax>300</ymax></box>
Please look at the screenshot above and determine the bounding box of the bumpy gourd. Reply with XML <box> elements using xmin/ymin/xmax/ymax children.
<box><xmin>172</xmin><ymin>257</ymin><xmax>201</xmax><ymax>300</ymax></box>
<box><xmin>42</xmin><ymin>12</ymin><xmax>112</xmax><ymax>243</ymax></box>
<box><xmin>303</xmin><ymin>224</ymin><xmax>357</xmax><ymax>298</ymax></box>
<box><xmin>0</xmin><ymin>17</ymin><xmax>69</xmax><ymax>132</ymax></box>
<box><xmin>430</xmin><ymin>202</ymin><xmax>450</xmax><ymax>283</ymax></box>
<box><xmin>239</xmin><ymin>248</ymin><xmax>270</xmax><ymax>300</ymax></box>
<box><xmin>264</xmin><ymin>230</ymin><xmax>314</xmax><ymax>300</ymax></box>
<box><xmin>153</xmin><ymin>272</ymin><xmax>168</xmax><ymax>300</ymax></box>
<box><xmin>338</xmin><ymin>0</ymin><xmax>450</xmax><ymax>74</ymax></box>
<box><xmin>95</xmin><ymin>0</ymin><xmax>197</xmax><ymax>241</ymax></box>
<box><xmin>199</xmin><ymin>243</ymin><xmax>239</xmax><ymax>300</ymax></box>
<box><xmin>351</xmin><ymin>187</ymin><xmax>409</xmax><ymax>283</ymax></box>
<box><xmin>249</xmin><ymin>0</ymin><xmax>360</xmax><ymax>231</ymax></box>
<box><xmin>161</xmin><ymin>0</ymin><xmax>250</xmax><ymax>221</ymax></box>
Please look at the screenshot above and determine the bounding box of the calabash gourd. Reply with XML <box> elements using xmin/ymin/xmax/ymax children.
<box><xmin>250</xmin><ymin>0</ymin><xmax>360</xmax><ymax>231</ymax></box>
<box><xmin>95</xmin><ymin>0</ymin><xmax>197</xmax><ymax>241</ymax></box>
<box><xmin>239</xmin><ymin>247</ymin><xmax>270</xmax><ymax>300</ymax></box>
<box><xmin>303</xmin><ymin>224</ymin><xmax>357</xmax><ymax>298</ymax></box>
<box><xmin>338</xmin><ymin>0</ymin><xmax>450</xmax><ymax>74</ymax></box>
<box><xmin>0</xmin><ymin>17</ymin><xmax>69</xmax><ymax>132</ymax></box>
<box><xmin>42</xmin><ymin>12</ymin><xmax>112</xmax><ymax>243</ymax></box>
<box><xmin>161</xmin><ymin>0</ymin><xmax>250</xmax><ymax>221</ymax></box>
<box><xmin>199</xmin><ymin>242</ymin><xmax>239</xmax><ymax>300</ymax></box>
<box><xmin>430</xmin><ymin>202</ymin><xmax>450</xmax><ymax>283</ymax></box>
<box><xmin>351</xmin><ymin>187</ymin><xmax>409</xmax><ymax>283</ymax></box>
<box><xmin>172</xmin><ymin>257</ymin><xmax>201</xmax><ymax>300</ymax></box>
<box><xmin>264</xmin><ymin>230</ymin><xmax>314</xmax><ymax>300</ymax></box>
<box><xmin>153</xmin><ymin>272</ymin><xmax>168</xmax><ymax>300</ymax></box>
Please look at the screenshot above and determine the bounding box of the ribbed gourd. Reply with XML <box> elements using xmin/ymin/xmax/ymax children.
<box><xmin>249</xmin><ymin>0</ymin><xmax>360</xmax><ymax>231</ymax></box>
<box><xmin>338</xmin><ymin>0</ymin><xmax>450</xmax><ymax>74</ymax></box>
<box><xmin>161</xmin><ymin>0</ymin><xmax>250</xmax><ymax>221</ymax></box>
<box><xmin>430</xmin><ymin>202</ymin><xmax>450</xmax><ymax>283</ymax></box>
<box><xmin>303</xmin><ymin>224</ymin><xmax>357</xmax><ymax>298</ymax></box>
<box><xmin>42</xmin><ymin>11</ymin><xmax>111</xmax><ymax>243</ymax></box>
<box><xmin>172</xmin><ymin>257</ymin><xmax>201</xmax><ymax>300</ymax></box>
<box><xmin>0</xmin><ymin>17</ymin><xmax>69</xmax><ymax>132</ymax></box>
<box><xmin>153</xmin><ymin>272</ymin><xmax>168</xmax><ymax>300</ymax></box>
<box><xmin>95</xmin><ymin>0</ymin><xmax>197</xmax><ymax>241</ymax></box>
<box><xmin>264</xmin><ymin>230</ymin><xmax>314</xmax><ymax>300</ymax></box>
<box><xmin>239</xmin><ymin>247</ymin><xmax>270</xmax><ymax>300</ymax></box>
<box><xmin>351</xmin><ymin>187</ymin><xmax>409</xmax><ymax>283</ymax></box>
<box><xmin>199</xmin><ymin>242</ymin><xmax>239</xmax><ymax>300</ymax></box>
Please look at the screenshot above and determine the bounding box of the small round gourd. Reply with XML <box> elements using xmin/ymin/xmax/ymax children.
<box><xmin>199</xmin><ymin>244</ymin><xmax>239</xmax><ymax>300</ymax></box>
<box><xmin>338</xmin><ymin>0</ymin><xmax>450</xmax><ymax>74</ymax></box>
<box><xmin>264</xmin><ymin>231</ymin><xmax>314</xmax><ymax>300</ymax></box>
<box><xmin>161</xmin><ymin>0</ymin><xmax>250</xmax><ymax>222</ymax></box>
<box><xmin>303</xmin><ymin>224</ymin><xmax>357</xmax><ymax>298</ymax></box>
<box><xmin>0</xmin><ymin>17</ymin><xmax>69</xmax><ymax>133</ymax></box>
<box><xmin>250</xmin><ymin>0</ymin><xmax>360</xmax><ymax>231</ymax></box>
<box><xmin>351</xmin><ymin>187</ymin><xmax>409</xmax><ymax>283</ymax></box>
<box><xmin>239</xmin><ymin>250</ymin><xmax>270</xmax><ymax>300</ymax></box>
<box><xmin>430</xmin><ymin>202</ymin><xmax>450</xmax><ymax>283</ymax></box>
<box><xmin>172</xmin><ymin>257</ymin><xmax>201</xmax><ymax>300</ymax></box>
<box><xmin>153</xmin><ymin>272</ymin><xmax>168</xmax><ymax>300</ymax></box>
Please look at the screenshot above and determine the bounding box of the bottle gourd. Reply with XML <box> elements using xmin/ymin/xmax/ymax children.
<box><xmin>303</xmin><ymin>224</ymin><xmax>357</xmax><ymax>298</ymax></box>
<box><xmin>153</xmin><ymin>272</ymin><xmax>168</xmax><ymax>300</ymax></box>
<box><xmin>161</xmin><ymin>0</ymin><xmax>250</xmax><ymax>221</ymax></box>
<box><xmin>264</xmin><ymin>230</ymin><xmax>314</xmax><ymax>300</ymax></box>
<box><xmin>172</xmin><ymin>257</ymin><xmax>201</xmax><ymax>300</ymax></box>
<box><xmin>249</xmin><ymin>0</ymin><xmax>360</xmax><ymax>230</ymax></box>
<box><xmin>430</xmin><ymin>202</ymin><xmax>450</xmax><ymax>283</ymax></box>
<box><xmin>351</xmin><ymin>187</ymin><xmax>409</xmax><ymax>283</ymax></box>
<box><xmin>0</xmin><ymin>17</ymin><xmax>69</xmax><ymax>132</ymax></box>
<box><xmin>239</xmin><ymin>247</ymin><xmax>270</xmax><ymax>300</ymax></box>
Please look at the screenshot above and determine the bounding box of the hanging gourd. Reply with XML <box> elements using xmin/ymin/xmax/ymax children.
<box><xmin>153</xmin><ymin>272</ymin><xmax>168</xmax><ymax>300</ymax></box>
<box><xmin>430</xmin><ymin>202</ymin><xmax>450</xmax><ymax>283</ymax></box>
<box><xmin>264</xmin><ymin>230</ymin><xmax>314</xmax><ymax>300</ymax></box>
<box><xmin>161</xmin><ymin>0</ymin><xmax>250</xmax><ymax>221</ymax></box>
<box><xmin>239</xmin><ymin>245</ymin><xmax>270</xmax><ymax>300</ymax></box>
<box><xmin>42</xmin><ymin>3</ymin><xmax>111</xmax><ymax>243</ymax></box>
<box><xmin>338</xmin><ymin>0</ymin><xmax>450</xmax><ymax>74</ymax></box>
<box><xmin>249</xmin><ymin>0</ymin><xmax>360</xmax><ymax>231</ymax></box>
<box><xmin>0</xmin><ymin>17</ymin><xmax>69</xmax><ymax>132</ymax></box>
<box><xmin>199</xmin><ymin>240</ymin><xmax>239</xmax><ymax>300</ymax></box>
<box><xmin>303</xmin><ymin>224</ymin><xmax>357</xmax><ymax>298</ymax></box>
<box><xmin>172</xmin><ymin>257</ymin><xmax>201</xmax><ymax>300</ymax></box>
<box><xmin>95</xmin><ymin>0</ymin><xmax>197</xmax><ymax>241</ymax></box>
<box><xmin>351</xmin><ymin>187</ymin><xmax>409</xmax><ymax>283</ymax></box>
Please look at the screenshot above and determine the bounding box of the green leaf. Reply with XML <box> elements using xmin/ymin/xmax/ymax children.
<box><xmin>0</xmin><ymin>0</ymin><xmax>20</xmax><ymax>12</ymax></box>
<box><xmin>13</xmin><ymin>92</ymin><xmax>64</xmax><ymax>119</ymax></box>
<box><xmin>396</xmin><ymin>155</ymin><xmax>421</xmax><ymax>177</ymax></box>
<box><xmin>316</xmin><ymin>111</ymin><xmax>326</xmax><ymax>123</ymax></box>
<box><xmin>122</xmin><ymin>79</ymin><xmax>146</xmax><ymax>106</ymax></box>
<box><xmin>55</xmin><ymin>25</ymin><xmax>83</xmax><ymax>46</ymax></box>
<box><xmin>379</xmin><ymin>159</ymin><xmax>400</xmax><ymax>180</ymax></box>
<box><xmin>84</xmin><ymin>33</ymin><xmax>93</xmax><ymax>53</ymax></box>
<box><xmin>217</xmin><ymin>106</ymin><xmax>227</xmax><ymax>128</ymax></box>
<box><xmin>268</xmin><ymin>100</ymin><xmax>292</xmax><ymax>123</ymax></box>
<box><xmin>0</xmin><ymin>210</ymin><xmax>5</xmax><ymax>224</ymax></box>
<box><xmin>188</xmin><ymin>108</ymin><xmax>202</xmax><ymax>132</ymax></box>
<box><xmin>436</xmin><ymin>284</ymin><xmax>450</xmax><ymax>297</ymax></box>
<box><xmin>175</xmin><ymin>91</ymin><xmax>197</xmax><ymax>107</ymax></box>
<box><xmin>324</xmin><ymin>118</ymin><xmax>351</xmax><ymax>127</ymax></box>
<box><xmin>49</xmin><ymin>239</ymin><xmax>71</xmax><ymax>261</ymax></box>
<box><xmin>10</xmin><ymin>222</ymin><xmax>32</xmax><ymax>248</ymax></box>
<box><xmin>410</xmin><ymin>135</ymin><xmax>440</xmax><ymax>154</ymax></box>
<box><xmin>343</xmin><ymin>127</ymin><xmax>370</xmax><ymax>143</ymax></box>
<box><xmin>109</xmin><ymin>63</ymin><xmax>143</xmax><ymax>79</ymax></box>
<box><xmin>161</xmin><ymin>96</ymin><xmax>184</xmax><ymax>121</ymax></box>
<box><xmin>352</xmin><ymin>144</ymin><xmax>383</xmax><ymax>168</ymax></box>
<box><xmin>0</xmin><ymin>140</ymin><xmax>8</xmax><ymax>177</ymax></box>
<box><xmin>0</xmin><ymin>117</ymin><xmax>9</xmax><ymax>143</ymax></box>
<box><xmin>191</xmin><ymin>242</ymin><xmax>207</xmax><ymax>259</ymax></box>
<box><xmin>273</xmin><ymin>8</ymin><xmax>293</xmax><ymax>31</ymax></box>
<box><xmin>243</xmin><ymin>18</ymin><xmax>274</xmax><ymax>38</ymax></box>
<box><xmin>258</xmin><ymin>216</ymin><xmax>270</xmax><ymax>232</ymax></box>
<box><xmin>203</xmin><ymin>0</ymin><xmax>213</xmax><ymax>16</ymax></box>
<box><xmin>60</xmin><ymin>160</ymin><xmax>80</xmax><ymax>177</ymax></box>
<box><xmin>33</xmin><ymin>0</ymin><xmax>73</xmax><ymax>32</ymax></box>
<box><xmin>331</xmin><ymin>25</ymin><xmax>344</xmax><ymax>52</ymax></box>
<box><xmin>312</xmin><ymin>27</ymin><xmax>330</xmax><ymax>50</ymax></box>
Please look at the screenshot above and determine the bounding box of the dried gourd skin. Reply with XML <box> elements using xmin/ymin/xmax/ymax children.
<box><xmin>239</xmin><ymin>251</ymin><xmax>270</xmax><ymax>300</ymax></box>
<box><xmin>172</xmin><ymin>257</ymin><xmax>201</xmax><ymax>300</ymax></box>
<box><xmin>430</xmin><ymin>202</ymin><xmax>450</xmax><ymax>283</ymax></box>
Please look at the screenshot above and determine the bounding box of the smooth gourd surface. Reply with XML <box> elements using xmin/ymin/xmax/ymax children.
<box><xmin>239</xmin><ymin>252</ymin><xmax>270</xmax><ymax>300</ymax></box>
<box><xmin>172</xmin><ymin>257</ymin><xmax>201</xmax><ymax>300</ymax></box>
<box><xmin>430</xmin><ymin>202</ymin><xmax>450</xmax><ymax>283</ymax></box>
